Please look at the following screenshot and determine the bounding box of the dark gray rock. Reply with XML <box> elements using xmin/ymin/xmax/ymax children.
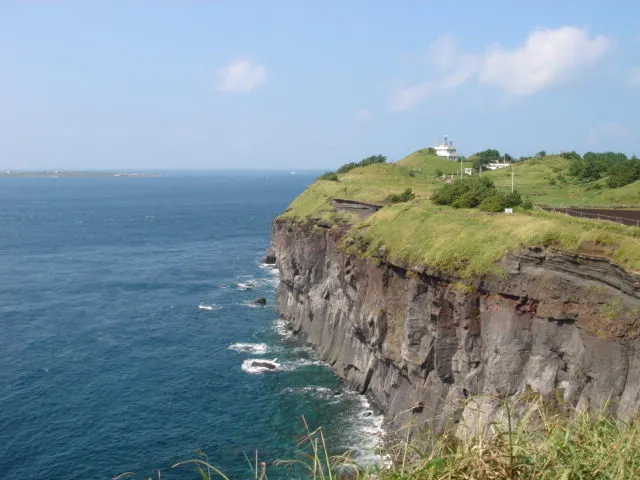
<box><xmin>253</xmin><ymin>297</ymin><xmax>267</xmax><ymax>306</ymax></box>
<box><xmin>271</xmin><ymin>217</ymin><xmax>640</xmax><ymax>438</ymax></box>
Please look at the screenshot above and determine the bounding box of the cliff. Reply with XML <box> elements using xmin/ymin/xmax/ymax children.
<box><xmin>272</xmin><ymin>217</ymin><xmax>640</xmax><ymax>438</ymax></box>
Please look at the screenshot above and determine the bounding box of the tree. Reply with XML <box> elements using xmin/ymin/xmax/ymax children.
<box><xmin>470</xmin><ymin>149</ymin><xmax>501</xmax><ymax>170</ymax></box>
<box><xmin>432</xmin><ymin>176</ymin><xmax>522</xmax><ymax>210</ymax></box>
<box><xmin>317</xmin><ymin>171</ymin><xmax>339</xmax><ymax>181</ymax></box>
<box><xmin>389</xmin><ymin>188</ymin><xmax>415</xmax><ymax>203</ymax></box>
<box><xmin>335</xmin><ymin>154</ymin><xmax>387</xmax><ymax>174</ymax></box>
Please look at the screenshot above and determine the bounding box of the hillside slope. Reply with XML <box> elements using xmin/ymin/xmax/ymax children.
<box><xmin>281</xmin><ymin>151</ymin><xmax>640</xmax><ymax>275</ymax></box>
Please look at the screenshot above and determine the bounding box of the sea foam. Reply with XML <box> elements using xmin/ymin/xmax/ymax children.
<box><xmin>228</xmin><ymin>343</ymin><xmax>269</xmax><ymax>354</ymax></box>
<box><xmin>241</xmin><ymin>358</ymin><xmax>281</xmax><ymax>374</ymax></box>
<box><xmin>198</xmin><ymin>304</ymin><xmax>219</xmax><ymax>311</ymax></box>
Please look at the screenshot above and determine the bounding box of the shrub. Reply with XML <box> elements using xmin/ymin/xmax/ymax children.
<box><xmin>479</xmin><ymin>194</ymin><xmax>506</xmax><ymax>212</ymax></box>
<box><xmin>521</xmin><ymin>198</ymin><xmax>533</xmax><ymax>209</ymax></box>
<box><xmin>433</xmin><ymin>177</ymin><xmax>522</xmax><ymax>211</ymax></box>
<box><xmin>433</xmin><ymin>177</ymin><xmax>494</xmax><ymax>208</ymax></box>
<box><xmin>503</xmin><ymin>191</ymin><xmax>523</xmax><ymax>208</ymax></box>
<box><xmin>389</xmin><ymin>188</ymin><xmax>415</xmax><ymax>203</ymax></box>
<box><xmin>336</xmin><ymin>154</ymin><xmax>387</xmax><ymax>174</ymax></box>
<box><xmin>317</xmin><ymin>171</ymin><xmax>339</xmax><ymax>181</ymax></box>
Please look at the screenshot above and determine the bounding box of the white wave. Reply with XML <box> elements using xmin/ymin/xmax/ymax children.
<box><xmin>235</xmin><ymin>277</ymin><xmax>262</xmax><ymax>291</ymax></box>
<box><xmin>287</xmin><ymin>358</ymin><xmax>327</xmax><ymax>369</ymax></box>
<box><xmin>272</xmin><ymin>318</ymin><xmax>293</xmax><ymax>338</ymax></box>
<box><xmin>236</xmin><ymin>281</ymin><xmax>256</xmax><ymax>291</ymax></box>
<box><xmin>280</xmin><ymin>386</ymin><xmax>340</xmax><ymax>399</ymax></box>
<box><xmin>241</xmin><ymin>358</ymin><xmax>281</xmax><ymax>374</ymax></box>
<box><xmin>237</xmin><ymin>301</ymin><xmax>265</xmax><ymax>309</ymax></box>
<box><xmin>228</xmin><ymin>343</ymin><xmax>269</xmax><ymax>354</ymax></box>
<box><xmin>340</xmin><ymin>394</ymin><xmax>385</xmax><ymax>465</ymax></box>
<box><xmin>292</xmin><ymin>345</ymin><xmax>316</xmax><ymax>354</ymax></box>
<box><xmin>198</xmin><ymin>304</ymin><xmax>219</xmax><ymax>311</ymax></box>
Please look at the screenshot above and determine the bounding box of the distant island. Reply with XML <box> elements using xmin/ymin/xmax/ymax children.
<box><xmin>0</xmin><ymin>170</ymin><xmax>164</xmax><ymax>178</ymax></box>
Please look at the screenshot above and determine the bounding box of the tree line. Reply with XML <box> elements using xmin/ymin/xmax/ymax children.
<box><xmin>563</xmin><ymin>151</ymin><xmax>640</xmax><ymax>188</ymax></box>
<box><xmin>318</xmin><ymin>154</ymin><xmax>387</xmax><ymax>181</ymax></box>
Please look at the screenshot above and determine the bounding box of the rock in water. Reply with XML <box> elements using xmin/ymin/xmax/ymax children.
<box><xmin>253</xmin><ymin>297</ymin><xmax>267</xmax><ymax>305</ymax></box>
<box><xmin>263</xmin><ymin>254</ymin><xmax>277</xmax><ymax>265</ymax></box>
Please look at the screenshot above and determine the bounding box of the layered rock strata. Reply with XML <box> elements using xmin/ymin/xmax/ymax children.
<box><xmin>272</xmin><ymin>219</ymin><xmax>640</xmax><ymax>436</ymax></box>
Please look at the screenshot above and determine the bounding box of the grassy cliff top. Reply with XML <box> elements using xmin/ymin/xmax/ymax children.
<box><xmin>279</xmin><ymin>151</ymin><xmax>640</xmax><ymax>277</ymax></box>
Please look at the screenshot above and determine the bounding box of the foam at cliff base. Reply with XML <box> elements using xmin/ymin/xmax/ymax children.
<box><xmin>280</xmin><ymin>386</ymin><xmax>337</xmax><ymax>399</ymax></box>
<box><xmin>340</xmin><ymin>393</ymin><xmax>386</xmax><ymax>466</ymax></box>
<box><xmin>272</xmin><ymin>318</ymin><xmax>293</xmax><ymax>338</ymax></box>
<box><xmin>228</xmin><ymin>343</ymin><xmax>269</xmax><ymax>354</ymax></box>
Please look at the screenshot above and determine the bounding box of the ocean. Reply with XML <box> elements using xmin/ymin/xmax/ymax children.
<box><xmin>0</xmin><ymin>173</ymin><xmax>382</xmax><ymax>479</ymax></box>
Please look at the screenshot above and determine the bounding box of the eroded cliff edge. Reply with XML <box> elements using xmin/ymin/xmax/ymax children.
<box><xmin>272</xmin><ymin>218</ymin><xmax>640</xmax><ymax>437</ymax></box>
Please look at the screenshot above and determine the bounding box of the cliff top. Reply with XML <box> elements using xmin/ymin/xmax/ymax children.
<box><xmin>279</xmin><ymin>150</ymin><xmax>640</xmax><ymax>277</ymax></box>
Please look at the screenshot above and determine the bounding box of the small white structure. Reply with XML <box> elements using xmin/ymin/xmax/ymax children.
<box><xmin>464</xmin><ymin>168</ymin><xmax>473</xmax><ymax>175</ymax></box>
<box><xmin>434</xmin><ymin>136</ymin><xmax>459</xmax><ymax>161</ymax></box>
<box><xmin>486</xmin><ymin>162</ymin><xmax>511</xmax><ymax>171</ymax></box>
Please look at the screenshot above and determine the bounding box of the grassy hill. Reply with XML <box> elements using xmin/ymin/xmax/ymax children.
<box><xmin>486</xmin><ymin>155</ymin><xmax>640</xmax><ymax>207</ymax></box>
<box><xmin>281</xmin><ymin>150</ymin><xmax>640</xmax><ymax>276</ymax></box>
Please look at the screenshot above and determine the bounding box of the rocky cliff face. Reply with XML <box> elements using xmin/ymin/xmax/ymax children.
<box><xmin>272</xmin><ymin>218</ymin><xmax>640</xmax><ymax>437</ymax></box>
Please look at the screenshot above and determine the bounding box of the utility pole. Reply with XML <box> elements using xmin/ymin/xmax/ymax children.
<box><xmin>511</xmin><ymin>163</ymin><xmax>515</xmax><ymax>193</ymax></box>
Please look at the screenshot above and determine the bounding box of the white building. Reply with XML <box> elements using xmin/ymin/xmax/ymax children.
<box><xmin>433</xmin><ymin>136</ymin><xmax>459</xmax><ymax>161</ymax></box>
<box><xmin>486</xmin><ymin>162</ymin><xmax>511</xmax><ymax>171</ymax></box>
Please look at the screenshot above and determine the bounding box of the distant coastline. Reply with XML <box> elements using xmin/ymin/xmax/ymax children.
<box><xmin>0</xmin><ymin>171</ymin><xmax>164</xmax><ymax>178</ymax></box>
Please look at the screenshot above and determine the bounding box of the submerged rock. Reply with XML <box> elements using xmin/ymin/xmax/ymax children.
<box><xmin>253</xmin><ymin>297</ymin><xmax>267</xmax><ymax>305</ymax></box>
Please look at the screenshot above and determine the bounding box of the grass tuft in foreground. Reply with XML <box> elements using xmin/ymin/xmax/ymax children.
<box><xmin>120</xmin><ymin>399</ymin><xmax>640</xmax><ymax>479</ymax></box>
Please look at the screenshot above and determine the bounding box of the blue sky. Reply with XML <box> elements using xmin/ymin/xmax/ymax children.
<box><xmin>0</xmin><ymin>1</ymin><xmax>638</xmax><ymax>170</ymax></box>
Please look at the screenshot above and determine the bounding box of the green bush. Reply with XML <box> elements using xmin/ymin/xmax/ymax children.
<box><xmin>317</xmin><ymin>171</ymin><xmax>339</xmax><ymax>181</ymax></box>
<box><xmin>479</xmin><ymin>194</ymin><xmax>506</xmax><ymax>212</ymax></box>
<box><xmin>433</xmin><ymin>177</ymin><xmax>522</xmax><ymax>211</ymax></box>
<box><xmin>336</xmin><ymin>154</ymin><xmax>387</xmax><ymax>174</ymax></box>
<box><xmin>503</xmin><ymin>191</ymin><xmax>523</xmax><ymax>208</ymax></box>
<box><xmin>389</xmin><ymin>188</ymin><xmax>415</xmax><ymax>203</ymax></box>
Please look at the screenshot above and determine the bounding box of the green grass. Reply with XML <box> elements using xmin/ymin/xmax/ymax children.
<box><xmin>279</xmin><ymin>150</ymin><xmax>640</xmax><ymax>276</ymax></box>
<box><xmin>485</xmin><ymin>155</ymin><xmax>640</xmax><ymax>207</ymax></box>
<box><xmin>128</xmin><ymin>401</ymin><xmax>640</xmax><ymax>479</ymax></box>
<box><xmin>358</xmin><ymin>201</ymin><xmax>640</xmax><ymax>276</ymax></box>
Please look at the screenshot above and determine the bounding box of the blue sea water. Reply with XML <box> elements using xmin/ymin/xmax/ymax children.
<box><xmin>0</xmin><ymin>173</ymin><xmax>382</xmax><ymax>480</ymax></box>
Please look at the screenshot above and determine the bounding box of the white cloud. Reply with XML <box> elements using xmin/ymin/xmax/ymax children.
<box><xmin>390</xmin><ymin>83</ymin><xmax>435</xmax><ymax>113</ymax></box>
<box><xmin>390</xmin><ymin>27</ymin><xmax>611</xmax><ymax>112</ymax></box>
<box><xmin>630</xmin><ymin>67</ymin><xmax>640</xmax><ymax>86</ymax></box>
<box><xmin>480</xmin><ymin>27</ymin><xmax>611</xmax><ymax>94</ymax></box>
<box><xmin>356</xmin><ymin>109</ymin><xmax>372</xmax><ymax>119</ymax></box>
<box><xmin>215</xmin><ymin>59</ymin><xmax>266</xmax><ymax>94</ymax></box>
<box><xmin>390</xmin><ymin>37</ymin><xmax>477</xmax><ymax>112</ymax></box>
